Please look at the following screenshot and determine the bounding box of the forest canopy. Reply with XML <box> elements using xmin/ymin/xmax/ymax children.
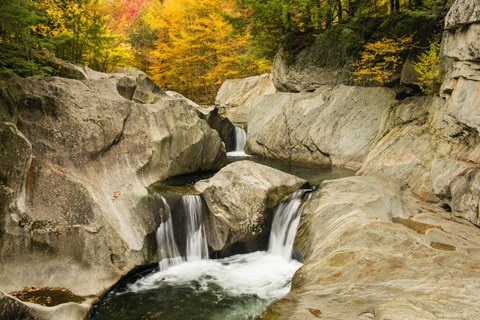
<box><xmin>0</xmin><ymin>0</ymin><xmax>450</xmax><ymax>102</ymax></box>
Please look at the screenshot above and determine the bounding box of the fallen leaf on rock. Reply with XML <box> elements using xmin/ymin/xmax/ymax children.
<box><xmin>111</xmin><ymin>191</ymin><xmax>120</xmax><ymax>202</ymax></box>
<box><xmin>308</xmin><ymin>308</ymin><xmax>322</xmax><ymax>318</ymax></box>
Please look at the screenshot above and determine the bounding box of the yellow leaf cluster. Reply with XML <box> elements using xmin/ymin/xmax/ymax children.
<box><xmin>413</xmin><ymin>39</ymin><xmax>441</xmax><ymax>95</ymax></box>
<box><xmin>353</xmin><ymin>36</ymin><xmax>413</xmax><ymax>85</ymax></box>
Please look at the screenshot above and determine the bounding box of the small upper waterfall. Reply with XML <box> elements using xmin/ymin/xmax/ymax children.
<box><xmin>156</xmin><ymin>195</ymin><xmax>209</xmax><ymax>270</ymax></box>
<box><xmin>228</xmin><ymin>126</ymin><xmax>249</xmax><ymax>157</ymax></box>
<box><xmin>156</xmin><ymin>198</ymin><xmax>183</xmax><ymax>271</ymax></box>
<box><xmin>183</xmin><ymin>195</ymin><xmax>209</xmax><ymax>261</ymax></box>
<box><xmin>234</xmin><ymin>126</ymin><xmax>247</xmax><ymax>152</ymax></box>
<box><xmin>268</xmin><ymin>190</ymin><xmax>306</xmax><ymax>261</ymax></box>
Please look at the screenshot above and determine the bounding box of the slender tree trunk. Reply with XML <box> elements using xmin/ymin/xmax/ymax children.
<box><xmin>395</xmin><ymin>0</ymin><xmax>401</xmax><ymax>12</ymax></box>
<box><xmin>337</xmin><ymin>0</ymin><xmax>343</xmax><ymax>20</ymax></box>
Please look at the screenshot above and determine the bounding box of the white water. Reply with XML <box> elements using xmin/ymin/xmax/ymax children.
<box><xmin>128</xmin><ymin>251</ymin><xmax>302</xmax><ymax>301</ymax></box>
<box><xmin>156</xmin><ymin>198</ymin><xmax>183</xmax><ymax>271</ymax></box>
<box><xmin>136</xmin><ymin>191</ymin><xmax>306</xmax><ymax>313</ymax></box>
<box><xmin>182</xmin><ymin>195</ymin><xmax>209</xmax><ymax>261</ymax></box>
<box><xmin>156</xmin><ymin>195</ymin><xmax>209</xmax><ymax>270</ymax></box>
<box><xmin>227</xmin><ymin>126</ymin><xmax>250</xmax><ymax>157</ymax></box>
<box><xmin>268</xmin><ymin>190</ymin><xmax>306</xmax><ymax>261</ymax></box>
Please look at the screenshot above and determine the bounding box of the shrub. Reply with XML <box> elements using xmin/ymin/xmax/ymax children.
<box><xmin>413</xmin><ymin>39</ymin><xmax>442</xmax><ymax>95</ymax></box>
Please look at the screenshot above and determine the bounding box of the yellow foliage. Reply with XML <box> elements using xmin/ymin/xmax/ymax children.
<box><xmin>353</xmin><ymin>36</ymin><xmax>413</xmax><ymax>85</ymax></box>
<box><xmin>148</xmin><ymin>0</ymin><xmax>267</xmax><ymax>104</ymax></box>
<box><xmin>413</xmin><ymin>40</ymin><xmax>441</xmax><ymax>95</ymax></box>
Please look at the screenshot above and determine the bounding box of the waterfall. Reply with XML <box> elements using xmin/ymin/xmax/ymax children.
<box><xmin>156</xmin><ymin>195</ymin><xmax>209</xmax><ymax>271</ymax></box>
<box><xmin>182</xmin><ymin>195</ymin><xmax>209</xmax><ymax>261</ymax></box>
<box><xmin>234</xmin><ymin>127</ymin><xmax>247</xmax><ymax>152</ymax></box>
<box><xmin>156</xmin><ymin>197</ymin><xmax>183</xmax><ymax>271</ymax></box>
<box><xmin>268</xmin><ymin>190</ymin><xmax>306</xmax><ymax>261</ymax></box>
<box><xmin>228</xmin><ymin>126</ymin><xmax>249</xmax><ymax>157</ymax></box>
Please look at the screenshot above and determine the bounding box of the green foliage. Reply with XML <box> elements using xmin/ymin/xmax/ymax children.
<box><xmin>413</xmin><ymin>39</ymin><xmax>441</xmax><ymax>94</ymax></box>
<box><xmin>0</xmin><ymin>0</ymin><xmax>55</xmax><ymax>77</ymax></box>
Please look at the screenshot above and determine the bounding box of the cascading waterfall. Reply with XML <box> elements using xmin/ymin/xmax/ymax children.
<box><xmin>156</xmin><ymin>197</ymin><xmax>183</xmax><ymax>271</ymax></box>
<box><xmin>234</xmin><ymin>126</ymin><xmax>247</xmax><ymax>152</ymax></box>
<box><xmin>268</xmin><ymin>190</ymin><xmax>306</xmax><ymax>261</ymax></box>
<box><xmin>156</xmin><ymin>195</ymin><xmax>208</xmax><ymax>270</ymax></box>
<box><xmin>96</xmin><ymin>190</ymin><xmax>307</xmax><ymax>319</ymax></box>
<box><xmin>182</xmin><ymin>195</ymin><xmax>209</xmax><ymax>261</ymax></box>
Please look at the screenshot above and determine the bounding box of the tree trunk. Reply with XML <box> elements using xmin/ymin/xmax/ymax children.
<box><xmin>337</xmin><ymin>0</ymin><xmax>343</xmax><ymax>20</ymax></box>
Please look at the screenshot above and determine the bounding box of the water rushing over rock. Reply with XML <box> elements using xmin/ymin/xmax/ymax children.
<box><xmin>227</xmin><ymin>126</ymin><xmax>249</xmax><ymax>157</ymax></box>
<box><xmin>234</xmin><ymin>127</ymin><xmax>247</xmax><ymax>151</ymax></box>
<box><xmin>182</xmin><ymin>195</ymin><xmax>209</xmax><ymax>261</ymax></box>
<box><xmin>156</xmin><ymin>195</ymin><xmax>209</xmax><ymax>270</ymax></box>
<box><xmin>156</xmin><ymin>198</ymin><xmax>183</xmax><ymax>271</ymax></box>
<box><xmin>268</xmin><ymin>190</ymin><xmax>306</xmax><ymax>261</ymax></box>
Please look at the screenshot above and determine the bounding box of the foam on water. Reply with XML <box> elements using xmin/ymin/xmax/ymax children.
<box><xmin>127</xmin><ymin>251</ymin><xmax>302</xmax><ymax>301</ymax></box>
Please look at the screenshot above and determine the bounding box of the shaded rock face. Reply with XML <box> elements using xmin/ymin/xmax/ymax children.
<box><xmin>271</xmin><ymin>45</ymin><xmax>352</xmax><ymax>92</ymax></box>
<box><xmin>0</xmin><ymin>71</ymin><xmax>226</xmax><ymax>303</ymax></box>
<box><xmin>215</xmin><ymin>74</ymin><xmax>276</xmax><ymax>123</ymax></box>
<box><xmin>262</xmin><ymin>176</ymin><xmax>480</xmax><ymax>319</ymax></box>
<box><xmin>194</xmin><ymin>161</ymin><xmax>306</xmax><ymax>251</ymax></box>
<box><xmin>246</xmin><ymin>85</ymin><xmax>396</xmax><ymax>170</ymax></box>
<box><xmin>201</xmin><ymin>108</ymin><xmax>236</xmax><ymax>152</ymax></box>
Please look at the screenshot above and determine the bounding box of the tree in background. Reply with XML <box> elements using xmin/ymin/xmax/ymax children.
<box><xmin>148</xmin><ymin>0</ymin><xmax>269</xmax><ymax>104</ymax></box>
<box><xmin>0</xmin><ymin>0</ymin><xmax>54</xmax><ymax>76</ymax></box>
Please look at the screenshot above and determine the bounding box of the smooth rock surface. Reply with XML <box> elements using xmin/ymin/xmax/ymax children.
<box><xmin>262</xmin><ymin>176</ymin><xmax>480</xmax><ymax>319</ymax></box>
<box><xmin>0</xmin><ymin>73</ymin><xmax>226</xmax><ymax>298</ymax></box>
<box><xmin>194</xmin><ymin>161</ymin><xmax>306</xmax><ymax>251</ymax></box>
<box><xmin>246</xmin><ymin>85</ymin><xmax>396</xmax><ymax>169</ymax></box>
<box><xmin>215</xmin><ymin>74</ymin><xmax>276</xmax><ymax>123</ymax></box>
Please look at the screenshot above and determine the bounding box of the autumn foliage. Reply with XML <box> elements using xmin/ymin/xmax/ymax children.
<box><xmin>353</xmin><ymin>36</ymin><xmax>413</xmax><ymax>85</ymax></box>
<box><xmin>147</xmin><ymin>0</ymin><xmax>269</xmax><ymax>103</ymax></box>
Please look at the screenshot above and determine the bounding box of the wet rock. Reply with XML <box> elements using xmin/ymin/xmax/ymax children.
<box><xmin>0</xmin><ymin>291</ymin><xmax>90</xmax><ymax>320</ymax></box>
<box><xmin>195</xmin><ymin>161</ymin><xmax>306</xmax><ymax>251</ymax></box>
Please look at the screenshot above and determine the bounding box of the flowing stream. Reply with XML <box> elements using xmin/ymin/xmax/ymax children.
<box><xmin>89</xmin><ymin>158</ymin><xmax>354</xmax><ymax>320</ymax></box>
<box><xmin>89</xmin><ymin>190</ymin><xmax>306</xmax><ymax>320</ymax></box>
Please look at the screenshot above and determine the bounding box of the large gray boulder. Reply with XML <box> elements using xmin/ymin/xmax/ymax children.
<box><xmin>215</xmin><ymin>74</ymin><xmax>276</xmax><ymax>123</ymax></box>
<box><xmin>0</xmin><ymin>72</ymin><xmax>226</xmax><ymax>312</ymax></box>
<box><xmin>246</xmin><ymin>85</ymin><xmax>396</xmax><ymax>170</ymax></box>
<box><xmin>262</xmin><ymin>176</ymin><xmax>480</xmax><ymax>319</ymax></box>
<box><xmin>194</xmin><ymin>161</ymin><xmax>306</xmax><ymax>251</ymax></box>
<box><xmin>271</xmin><ymin>44</ymin><xmax>352</xmax><ymax>92</ymax></box>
